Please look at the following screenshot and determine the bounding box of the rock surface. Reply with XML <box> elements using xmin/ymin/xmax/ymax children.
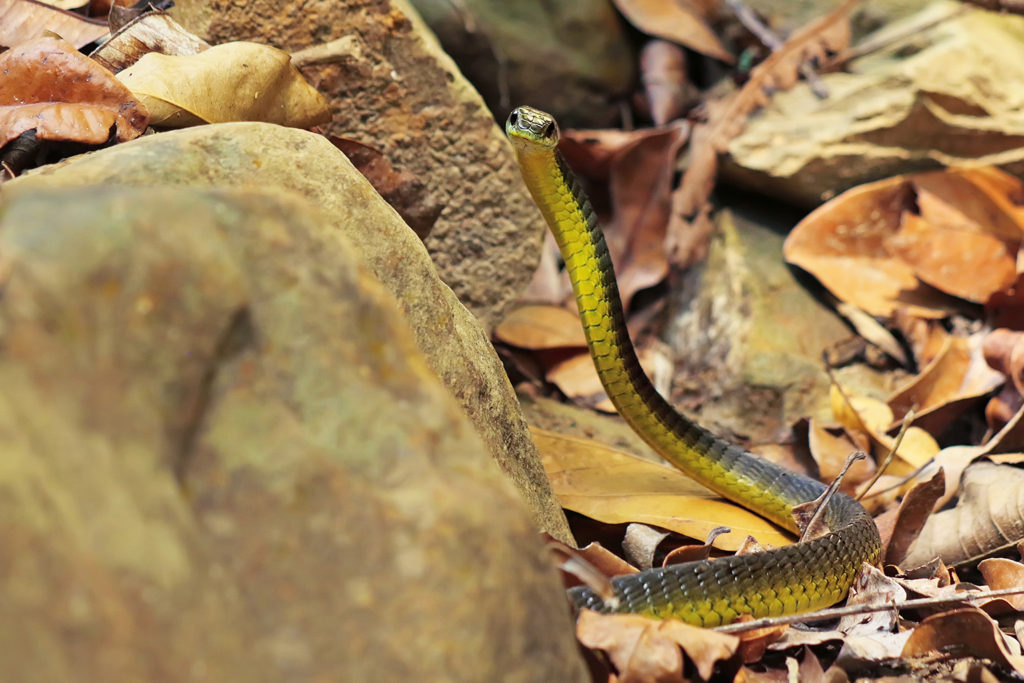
<box><xmin>723</xmin><ymin>2</ymin><xmax>1024</xmax><ymax>206</ymax></box>
<box><xmin>5</xmin><ymin>122</ymin><xmax>573</xmax><ymax>544</ymax></box>
<box><xmin>409</xmin><ymin>0</ymin><xmax>634</xmax><ymax>128</ymax></box>
<box><xmin>171</xmin><ymin>0</ymin><xmax>547</xmax><ymax>329</ymax></box>
<box><xmin>0</xmin><ymin>186</ymin><xmax>586</xmax><ymax>681</ymax></box>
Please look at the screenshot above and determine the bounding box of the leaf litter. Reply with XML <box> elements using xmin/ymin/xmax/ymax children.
<box><xmin>493</xmin><ymin>1</ymin><xmax>1024</xmax><ymax>679</ymax></box>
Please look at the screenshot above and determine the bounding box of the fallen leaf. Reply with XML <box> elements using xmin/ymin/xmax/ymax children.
<box><xmin>606</xmin><ymin>124</ymin><xmax>688</xmax><ymax>307</ymax></box>
<box><xmin>978</xmin><ymin>558</ymin><xmax>1024</xmax><ymax>611</ymax></box>
<box><xmin>806</xmin><ymin>418</ymin><xmax>875</xmax><ymax>493</ymax></box>
<box><xmin>90</xmin><ymin>10</ymin><xmax>210</xmax><ymax>73</ymax></box>
<box><xmin>785</xmin><ymin>168</ymin><xmax>1024</xmax><ymax>317</ymax></box>
<box><xmin>640</xmin><ymin>40</ymin><xmax>691</xmax><ymax>126</ymax></box>
<box><xmin>882</xmin><ymin>468</ymin><xmax>945</xmax><ymax>566</ymax></box>
<box><xmin>494</xmin><ymin>304</ymin><xmax>586</xmax><ymax>350</ymax></box>
<box><xmin>0</xmin><ymin>0</ymin><xmax>107</xmax><ymax>49</ymax></box>
<box><xmin>116</xmin><ymin>41</ymin><xmax>330</xmax><ymax>128</ymax></box>
<box><xmin>887</xmin><ymin>332</ymin><xmax>1004</xmax><ymax>437</ymax></box>
<box><xmin>902</xmin><ymin>607</ymin><xmax>1024</xmax><ymax>675</ymax></box>
<box><xmin>672</xmin><ymin>0</ymin><xmax>855</xmax><ymax>221</ymax></box>
<box><xmin>532</xmin><ymin>427</ymin><xmax>792</xmax><ymax>550</ymax></box>
<box><xmin>0</xmin><ymin>35</ymin><xmax>148</xmax><ymax>148</ymax></box>
<box><xmin>830</xmin><ymin>382</ymin><xmax>939</xmax><ymax>475</ymax></box>
<box><xmin>576</xmin><ymin>609</ymin><xmax>739</xmax><ymax>681</ymax></box>
<box><xmin>612</xmin><ymin>0</ymin><xmax>733</xmax><ymax>63</ymax></box>
<box><xmin>836</xmin><ymin>302</ymin><xmax>908</xmax><ymax>365</ymax></box>
<box><xmin>903</xmin><ymin>462</ymin><xmax>1024</xmax><ymax>568</ymax></box>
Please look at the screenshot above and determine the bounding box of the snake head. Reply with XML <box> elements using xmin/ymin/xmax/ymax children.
<box><xmin>506</xmin><ymin>106</ymin><xmax>560</xmax><ymax>149</ymax></box>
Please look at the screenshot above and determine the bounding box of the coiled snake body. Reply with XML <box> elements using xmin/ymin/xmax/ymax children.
<box><xmin>506</xmin><ymin>105</ymin><xmax>881</xmax><ymax>627</ymax></box>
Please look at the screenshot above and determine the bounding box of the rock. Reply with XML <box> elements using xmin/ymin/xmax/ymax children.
<box><xmin>4</xmin><ymin>122</ymin><xmax>574</xmax><ymax>544</ymax></box>
<box><xmin>723</xmin><ymin>2</ymin><xmax>1024</xmax><ymax>207</ymax></box>
<box><xmin>0</xmin><ymin>186</ymin><xmax>586</xmax><ymax>681</ymax></box>
<box><xmin>667</xmin><ymin>206</ymin><xmax>897</xmax><ymax>447</ymax></box>
<box><xmin>408</xmin><ymin>0</ymin><xmax>634</xmax><ymax>128</ymax></box>
<box><xmin>171</xmin><ymin>0</ymin><xmax>546</xmax><ymax>329</ymax></box>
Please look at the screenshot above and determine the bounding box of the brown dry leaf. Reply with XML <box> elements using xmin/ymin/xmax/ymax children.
<box><xmin>806</xmin><ymin>418</ymin><xmax>875</xmax><ymax>493</ymax></box>
<box><xmin>785</xmin><ymin>168</ymin><xmax>1024</xmax><ymax>317</ymax></box>
<box><xmin>560</xmin><ymin>128</ymin><xmax>655</xmax><ymax>182</ymax></box>
<box><xmin>984</xmin><ymin>329</ymin><xmax>1024</xmax><ymax>398</ymax></box>
<box><xmin>116</xmin><ymin>41</ymin><xmax>330</xmax><ymax>128</ymax></box>
<box><xmin>607</xmin><ymin>124</ymin><xmax>688</xmax><ymax>307</ymax></box>
<box><xmin>988</xmin><ymin>273</ymin><xmax>1024</xmax><ymax>330</ymax></box>
<box><xmin>532</xmin><ymin>427</ymin><xmax>792</xmax><ymax>550</ymax></box>
<box><xmin>671</xmin><ymin>0</ymin><xmax>855</xmax><ymax>221</ymax></box>
<box><xmin>882</xmin><ymin>468</ymin><xmax>945</xmax><ymax>566</ymax></box>
<box><xmin>978</xmin><ymin>558</ymin><xmax>1024</xmax><ymax>611</ymax></box>
<box><xmin>835</xmin><ymin>302</ymin><xmax>908</xmax><ymax>365</ymax></box>
<box><xmin>90</xmin><ymin>10</ymin><xmax>210</xmax><ymax>73</ymax></box>
<box><xmin>0</xmin><ymin>35</ymin><xmax>148</xmax><ymax>148</ymax></box>
<box><xmin>641</xmin><ymin>40</ymin><xmax>691</xmax><ymax>126</ymax></box>
<box><xmin>888</xmin><ymin>332</ymin><xmax>1005</xmax><ymax>437</ymax></box>
<box><xmin>830</xmin><ymin>383</ymin><xmax>939</xmax><ymax>474</ymax></box>
<box><xmin>902</xmin><ymin>607</ymin><xmax>1024</xmax><ymax>675</ymax></box>
<box><xmin>903</xmin><ymin>462</ymin><xmax>1024</xmax><ymax>568</ymax></box>
<box><xmin>544</xmin><ymin>535</ymin><xmax>639</xmax><ymax>589</ymax></box>
<box><xmin>329</xmin><ymin>136</ymin><xmax>442</xmax><ymax>240</ymax></box>
<box><xmin>0</xmin><ymin>0</ymin><xmax>107</xmax><ymax>49</ymax></box>
<box><xmin>612</xmin><ymin>0</ymin><xmax>733</xmax><ymax>63</ymax></box>
<box><xmin>494</xmin><ymin>304</ymin><xmax>586</xmax><ymax>350</ymax></box>
<box><xmin>577</xmin><ymin>609</ymin><xmax>739</xmax><ymax>682</ymax></box>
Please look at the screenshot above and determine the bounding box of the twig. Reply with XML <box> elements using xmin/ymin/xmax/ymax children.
<box><xmin>724</xmin><ymin>0</ymin><xmax>829</xmax><ymax>98</ymax></box>
<box><xmin>798</xmin><ymin>450</ymin><xmax>866</xmax><ymax>543</ymax></box>
<box><xmin>856</xmin><ymin>406</ymin><xmax>916</xmax><ymax>502</ymax></box>
<box><xmin>715</xmin><ymin>585</ymin><xmax>1024</xmax><ymax>633</ymax></box>
<box><xmin>826</xmin><ymin>4</ymin><xmax>969</xmax><ymax>68</ymax></box>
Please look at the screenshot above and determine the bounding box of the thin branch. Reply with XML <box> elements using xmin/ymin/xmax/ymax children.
<box><xmin>715</xmin><ymin>585</ymin><xmax>1024</xmax><ymax>634</ymax></box>
<box><xmin>857</xmin><ymin>406</ymin><xmax>916</xmax><ymax>502</ymax></box>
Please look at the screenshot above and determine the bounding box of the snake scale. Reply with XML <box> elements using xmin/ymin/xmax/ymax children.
<box><xmin>506</xmin><ymin>105</ymin><xmax>881</xmax><ymax>627</ymax></box>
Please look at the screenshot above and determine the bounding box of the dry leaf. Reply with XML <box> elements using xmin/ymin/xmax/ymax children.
<box><xmin>577</xmin><ymin>609</ymin><xmax>739</xmax><ymax>681</ymax></box>
<box><xmin>612</xmin><ymin>0</ymin><xmax>733</xmax><ymax>63</ymax></box>
<box><xmin>90</xmin><ymin>10</ymin><xmax>210</xmax><ymax>73</ymax></box>
<box><xmin>640</xmin><ymin>40</ymin><xmax>691</xmax><ymax>126</ymax></box>
<box><xmin>607</xmin><ymin>124</ymin><xmax>688</xmax><ymax>307</ymax></box>
<box><xmin>887</xmin><ymin>332</ymin><xmax>1005</xmax><ymax>437</ymax></box>
<box><xmin>671</xmin><ymin>0</ymin><xmax>855</xmax><ymax>221</ymax></box>
<box><xmin>116</xmin><ymin>41</ymin><xmax>330</xmax><ymax>128</ymax></box>
<box><xmin>494</xmin><ymin>304</ymin><xmax>586</xmax><ymax>350</ymax></box>
<box><xmin>532</xmin><ymin>427</ymin><xmax>792</xmax><ymax>550</ymax></box>
<box><xmin>978</xmin><ymin>558</ymin><xmax>1024</xmax><ymax>611</ymax></box>
<box><xmin>830</xmin><ymin>383</ymin><xmax>939</xmax><ymax>474</ymax></box>
<box><xmin>785</xmin><ymin>168</ymin><xmax>1024</xmax><ymax>317</ymax></box>
<box><xmin>903</xmin><ymin>462</ymin><xmax>1024</xmax><ymax>568</ymax></box>
<box><xmin>902</xmin><ymin>607</ymin><xmax>1024</xmax><ymax>675</ymax></box>
<box><xmin>806</xmin><ymin>418</ymin><xmax>875</xmax><ymax>493</ymax></box>
<box><xmin>0</xmin><ymin>0</ymin><xmax>108</xmax><ymax>49</ymax></box>
<box><xmin>882</xmin><ymin>468</ymin><xmax>945</xmax><ymax>566</ymax></box>
<box><xmin>0</xmin><ymin>35</ymin><xmax>148</xmax><ymax>148</ymax></box>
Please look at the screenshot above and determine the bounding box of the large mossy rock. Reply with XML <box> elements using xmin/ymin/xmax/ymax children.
<box><xmin>0</xmin><ymin>186</ymin><xmax>585</xmax><ymax>681</ymax></box>
<box><xmin>4</xmin><ymin>122</ymin><xmax>573</xmax><ymax>544</ymax></box>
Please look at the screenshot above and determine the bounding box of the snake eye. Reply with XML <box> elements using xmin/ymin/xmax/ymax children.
<box><xmin>543</xmin><ymin>121</ymin><xmax>556</xmax><ymax>138</ymax></box>
<box><xmin>508</xmin><ymin>110</ymin><xmax>519</xmax><ymax>128</ymax></box>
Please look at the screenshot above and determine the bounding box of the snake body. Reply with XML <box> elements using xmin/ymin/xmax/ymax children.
<box><xmin>506</xmin><ymin>106</ymin><xmax>880</xmax><ymax>627</ymax></box>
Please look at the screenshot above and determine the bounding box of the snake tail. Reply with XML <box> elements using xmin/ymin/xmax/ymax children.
<box><xmin>506</xmin><ymin>105</ymin><xmax>880</xmax><ymax>627</ymax></box>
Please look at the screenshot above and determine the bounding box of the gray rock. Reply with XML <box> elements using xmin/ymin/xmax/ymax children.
<box><xmin>5</xmin><ymin>122</ymin><xmax>574</xmax><ymax>544</ymax></box>
<box><xmin>0</xmin><ymin>186</ymin><xmax>586</xmax><ymax>682</ymax></box>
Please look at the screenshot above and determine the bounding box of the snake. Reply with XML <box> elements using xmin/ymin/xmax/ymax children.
<box><xmin>506</xmin><ymin>105</ymin><xmax>881</xmax><ymax>627</ymax></box>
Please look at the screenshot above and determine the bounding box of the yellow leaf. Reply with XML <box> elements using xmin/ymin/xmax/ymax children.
<box><xmin>831</xmin><ymin>383</ymin><xmax>893</xmax><ymax>434</ymax></box>
<box><xmin>116</xmin><ymin>41</ymin><xmax>330</xmax><ymax>128</ymax></box>
<box><xmin>532</xmin><ymin>427</ymin><xmax>792</xmax><ymax>551</ymax></box>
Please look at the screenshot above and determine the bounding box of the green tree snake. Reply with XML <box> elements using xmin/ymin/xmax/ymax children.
<box><xmin>506</xmin><ymin>105</ymin><xmax>881</xmax><ymax>627</ymax></box>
